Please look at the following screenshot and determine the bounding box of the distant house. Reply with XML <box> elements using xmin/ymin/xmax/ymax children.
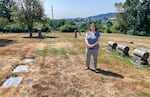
<box><xmin>108</xmin><ymin>17</ymin><xmax>116</xmax><ymax>23</ymax></box>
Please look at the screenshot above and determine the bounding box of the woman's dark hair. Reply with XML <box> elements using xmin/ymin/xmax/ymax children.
<box><xmin>89</xmin><ymin>23</ymin><xmax>97</xmax><ymax>31</ymax></box>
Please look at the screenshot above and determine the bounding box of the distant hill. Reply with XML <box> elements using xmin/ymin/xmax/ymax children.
<box><xmin>73</xmin><ymin>12</ymin><xmax>117</xmax><ymax>22</ymax></box>
<box><xmin>87</xmin><ymin>12</ymin><xmax>117</xmax><ymax>20</ymax></box>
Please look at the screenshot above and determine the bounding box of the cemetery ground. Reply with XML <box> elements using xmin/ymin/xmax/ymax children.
<box><xmin>0</xmin><ymin>32</ymin><xmax>150</xmax><ymax>97</ymax></box>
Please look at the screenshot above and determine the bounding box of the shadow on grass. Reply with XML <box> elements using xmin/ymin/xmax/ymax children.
<box><xmin>23</xmin><ymin>36</ymin><xmax>59</xmax><ymax>39</ymax></box>
<box><xmin>90</xmin><ymin>68</ymin><xmax>124</xmax><ymax>78</ymax></box>
<box><xmin>0</xmin><ymin>39</ymin><xmax>17</xmax><ymax>47</ymax></box>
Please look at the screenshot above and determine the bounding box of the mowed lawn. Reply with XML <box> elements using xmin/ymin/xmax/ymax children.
<box><xmin>0</xmin><ymin>32</ymin><xmax>150</xmax><ymax>97</ymax></box>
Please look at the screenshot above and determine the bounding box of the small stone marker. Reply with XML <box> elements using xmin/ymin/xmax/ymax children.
<box><xmin>13</xmin><ymin>65</ymin><xmax>29</xmax><ymax>73</ymax></box>
<box><xmin>2</xmin><ymin>77</ymin><xmax>22</xmax><ymax>88</ymax></box>
<box><xmin>22</xmin><ymin>58</ymin><xmax>34</xmax><ymax>63</ymax></box>
<box><xmin>74</xmin><ymin>29</ymin><xmax>77</xmax><ymax>38</ymax></box>
<box><xmin>38</xmin><ymin>28</ymin><xmax>43</xmax><ymax>38</ymax></box>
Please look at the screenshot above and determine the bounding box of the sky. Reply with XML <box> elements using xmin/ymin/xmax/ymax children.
<box><xmin>43</xmin><ymin>0</ymin><xmax>125</xmax><ymax>19</ymax></box>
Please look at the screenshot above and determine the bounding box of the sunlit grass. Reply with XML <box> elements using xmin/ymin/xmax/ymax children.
<box><xmin>35</xmin><ymin>48</ymin><xmax>84</xmax><ymax>56</ymax></box>
<box><xmin>100</xmin><ymin>49</ymin><xmax>150</xmax><ymax>68</ymax></box>
<box><xmin>142</xmin><ymin>92</ymin><xmax>150</xmax><ymax>97</ymax></box>
<box><xmin>36</xmin><ymin>48</ymin><xmax>68</xmax><ymax>56</ymax></box>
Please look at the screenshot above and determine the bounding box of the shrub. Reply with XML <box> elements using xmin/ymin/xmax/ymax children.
<box><xmin>60</xmin><ymin>24</ymin><xmax>77</xmax><ymax>32</ymax></box>
<box><xmin>104</xmin><ymin>27</ymin><xmax>112</xmax><ymax>33</ymax></box>
<box><xmin>78</xmin><ymin>23</ymin><xmax>88</xmax><ymax>32</ymax></box>
<box><xmin>3</xmin><ymin>24</ymin><xmax>27</xmax><ymax>32</ymax></box>
<box><xmin>111</xmin><ymin>22</ymin><xmax>120</xmax><ymax>33</ymax></box>
<box><xmin>127</xmin><ymin>30</ymin><xmax>150</xmax><ymax>36</ymax></box>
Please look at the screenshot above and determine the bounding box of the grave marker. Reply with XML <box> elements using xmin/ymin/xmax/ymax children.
<box><xmin>117</xmin><ymin>44</ymin><xmax>130</xmax><ymax>57</ymax></box>
<box><xmin>2</xmin><ymin>77</ymin><xmax>22</xmax><ymax>88</ymax></box>
<box><xmin>108</xmin><ymin>41</ymin><xmax>117</xmax><ymax>51</ymax></box>
<box><xmin>131</xmin><ymin>49</ymin><xmax>149</xmax><ymax>65</ymax></box>
<box><xmin>13</xmin><ymin>65</ymin><xmax>29</xmax><ymax>73</ymax></box>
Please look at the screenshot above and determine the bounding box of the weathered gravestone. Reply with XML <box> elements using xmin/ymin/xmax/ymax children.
<box><xmin>2</xmin><ymin>77</ymin><xmax>22</xmax><ymax>88</ymax></box>
<box><xmin>13</xmin><ymin>65</ymin><xmax>29</xmax><ymax>73</ymax></box>
<box><xmin>22</xmin><ymin>58</ymin><xmax>34</xmax><ymax>63</ymax></box>
<box><xmin>38</xmin><ymin>28</ymin><xmax>43</xmax><ymax>38</ymax></box>
<box><xmin>117</xmin><ymin>44</ymin><xmax>130</xmax><ymax>57</ymax></box>
<box><xmin>108</xmin><ymin>41</ymin><xmax>117</xmax><ymax>51</ymax></box>
<box><xmin>131</xmin><ymin>49</ymin><xmax>149</xmax><ymax>65</ymax></box>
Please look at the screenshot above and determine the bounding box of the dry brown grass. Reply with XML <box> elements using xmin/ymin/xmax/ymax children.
<box><xmin>0</xmin><ymin>32</ymin><xmax>150</xmax><ymax>97</ymax></box>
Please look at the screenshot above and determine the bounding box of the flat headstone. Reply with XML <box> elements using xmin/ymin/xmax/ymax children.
<box><xmin>13</xmin><ymin>65</ymin><xmax>29</xmax><ymax>73</ymax></box>
<box><xmin>2</xmin><ymin>77</ymin><xmax>22</xmax><ymax>88</ymax></box>
<box><xmin>22</xmin><ymin>58</ymin><xmax>34</xmax><ymax>63</ymax></box>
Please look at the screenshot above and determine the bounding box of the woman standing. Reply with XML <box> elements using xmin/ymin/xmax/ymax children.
<box><xmin>85</xmin><ymin>23</ymin><xmax>100</xmax><ymax>71</ymax></box>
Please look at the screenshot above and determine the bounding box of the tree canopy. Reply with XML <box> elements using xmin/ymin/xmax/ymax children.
<box><xmin>115</xmin><ymin>0</ymin><xmax>150</xmax><ymax>35</ymax></box>
<box><xmin>13</xmin><ymin>0</ymin><xmax>45</xmax><ymax>37</ymax></box>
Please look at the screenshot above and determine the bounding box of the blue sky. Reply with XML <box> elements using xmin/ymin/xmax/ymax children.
<box><xmin>43</xmin><ymin>0</ymin><xmax>125</xmax><ymax>19</ymax></box>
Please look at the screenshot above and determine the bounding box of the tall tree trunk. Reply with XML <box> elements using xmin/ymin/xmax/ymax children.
<box><xmin>28</xmin><ymin>25</ymin><xmax>33</xmax><ymax>38</ymax></box>
<box><xmin>28</xmin><ymin>20</ymin><xmax>33</xmax><ymax>38</ymax></box>
<box><xmin>29</xmin><ymin>30</ymin><xmax>32</xmax><ymax>38</ymax></box>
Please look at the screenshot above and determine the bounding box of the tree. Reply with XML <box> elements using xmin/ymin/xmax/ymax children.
<box><xmin>103</xmin><ymin>21</ymin><xmax>113</xmax><ymax>33</ymax></box>
<box><xmin>124</xmin><ymin>0</ymin><xmax>150</xmax><ymax>35</ymax></box>
<box><xmin>60</xmin><ymin>24</ymin><xmax>77</xmax><ymax>32</ymax></box>
<box><xmin>14</xmin><ymin>0</ymin><xmax>44</xmax><ymax>37</ymax></box>
<box><xmin>49</xmin><ymin>19</ymin><xmax>65</xmax><ymax>31</ymax></box>
<box><xmin>0</xmin><ymin>0</ymin><xmax>14</xmax><ymax>21</ymax></box>
<box><xmin>41</xmin><ymin>17</ymin><xmax>51</xmax><ymax>32</ymax></box>
<box><xmin>115</xmin><ymin>13</ymin><xmax>128</xmax><ymax>34</ymax></box>
<box><xmin>60</xmin><ymin>19</ymin><xmax>77</xmax><ymax>32</ymax></box>
<box><xmin>124</xmin><ymin>0</ymin><xmax>140</xmax><ymax>33</ymax></box>
<box><xmin>115</xmin><ymin>2</ymin><xmax>128</xmax><ymax>34</ymax></box>
<box><xmin>65</xmin><ymin>19</ymin><xmax>75</xmax><ymax>25</ymax></box>
<box><xmin>115</xmin><ymin>2</ymin><xmax>124</xmax><ymax>13</ymax></box>
<box><xmin>115</xmin><ymin>0</ymin><xmax>150</xmax><ymax>35</ymax></box>
<box><xmin>0</xmin><ymin>0</ymin><xmax>15</xmax><ymax>32</ymax></box>
<box><xmin>0</xmin><ymin>17</ymin><xmax>9</xmax><ymax>32</ymax></box>
<box><xmin>139</xmin><ymin>0</ymin><xmax>150</xmax><ymax>32</ymax></box>
<box><xmin>78</xmin><ymin>22</ymin><xmax>88</xmax><ymax>32</ymax></box>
